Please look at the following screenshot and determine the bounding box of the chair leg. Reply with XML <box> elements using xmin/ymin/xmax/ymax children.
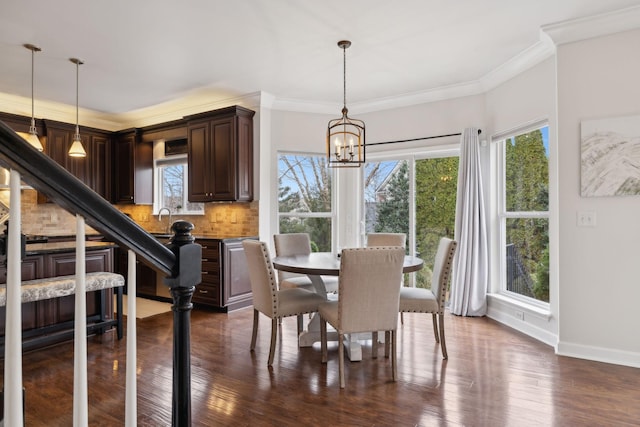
<box><xmin>438</xmin><ymin>313</ymin><xmax>448</xmax><ymax>360</ymax></box>
<box><xmin>250</xmin><ymin>309</ymin><xmax>259</xmax><ymax>351</ymax></box>
<box><xmin>268</xmin><ymin>318</ymin><xmax>278</xmax><ymax>366</ymax></box>
<box><xmin>372</xmin><ymin>331</ymin><xmax>378</xmax><ymax>359</ymax></box>
<box><xmin>432</xmin><ymin>313</ymin><xmax>440</xmax><ymax>343</ymax></box>
<box><xmin>338</xmin><ymin>333</ymin><xmax>345</xmax><ymax>389</ymax></box>
<box><xmin>297</xmin><ymin>314</ymin><xmax>303</xmax><ymax>334</ymax></box>
<box><xmin>384</xmin><ymin>331</ymin><xmax>390</xmax><ymax>358</ymax></box>
<box><xmin>391</xmin><ymin>329</ymin><xmax>397</xmax><ymax>382</ymax></box>
<box><xmin>320</xmin><ymin>317</ymin><xmax>328</xmax><ymax>363</ymax></box>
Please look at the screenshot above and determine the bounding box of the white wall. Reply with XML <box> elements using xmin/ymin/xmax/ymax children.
<box><xmin>267</xmin><ymin>96</ymin><xmax>485</xmax><ymax>250</ymax></box>
<box><xmin>484</xmin><ymin>58</ymin><xmax>559</xmax><ymax>346</ymax></box>
<box><xmin>556</xmin><ymin>29</ymin><xmax>640</xmax><ymax>367</ymax></box>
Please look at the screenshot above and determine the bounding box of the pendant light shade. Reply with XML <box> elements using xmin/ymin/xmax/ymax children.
<box><xmin>327</xmin><ymin>40</ymin><xmax>365</xmax><ymax>168</ymax></box>
<box><xmin>23</xmin><ymin>44</ymin><xmax>44</xmax><ymax>152</ymax></box>
<box><xmin>69</xmin><ymin>57</ymin><xmax>86</xmax><ymax>158</ymax></box>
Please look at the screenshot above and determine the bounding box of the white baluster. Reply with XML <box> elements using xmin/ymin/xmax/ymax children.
<box><xmin>3</xmin><ymin>169</ymin><xmax>23</xmax><ymax>426</ymax></box>
<box><xmin>125</xmin><ymin>250</ymin><xmax>137</xmax><ymax>426</ymax></box>
<box><xmin>73</xmin><ymin>215</ymin><xmax>88</xmax><ymax>426</ymax></box>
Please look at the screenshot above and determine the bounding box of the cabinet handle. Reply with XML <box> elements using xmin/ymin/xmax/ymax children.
<box><xmin>201</xmin><ymin>271</ymin><xmax>208</xmax><ymax>275</ymax></box>
<box><xmin>198</xmin><ymin>289</ymin><xmax>208</xmax><ymax>294</ymax></box>
<box><xmin>201</xmin><ymin>258</ymin><xmax>209</xmax><ymax>262</ymax></box>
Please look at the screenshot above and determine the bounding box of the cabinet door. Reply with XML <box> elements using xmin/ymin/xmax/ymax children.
<box><xmin>222</xmin><ymin>240</ymin><xmax>252</xmax><ymax>310</ymax></box>
<box><xmin>210</xmin><ymin>116</ymin><xmax>236</xmax><ymax>201</ymax></box>
<box><xmin>134</xmin><ymin>139</ymin><xmax>153</xmax><ymax>205</ymax></box>
<box><xmin>113</xmin><ymin>134</ymin><xmax>135</xmax><ymax>203</ymax></box>
<box><xmin>46</xmin><ymin>248</ymin><xmax>113</xmax><ymax>277</ymax></box>
<box><xmin>187</xmin><ymin>120</ymin><xmax>212</xmax><ymax>202</ymax></box>
<box><xmin>0</xmin><ymin>255</ymin><xmax>44</xmax><ymax>331</ymax></box>
<box><xmin>236</xmin><ymin>113</ymin><xmax>254</xmax><ymax>201</ymax></box>
<box><xmin>88</xmin><ymin>134</ymin><xmax>111</xmax><ymax>200</ymax></box>
<box><xmin>135</xmin><ymin>260</ymin><xmax>157</xmax><ymax>297</ymax></box>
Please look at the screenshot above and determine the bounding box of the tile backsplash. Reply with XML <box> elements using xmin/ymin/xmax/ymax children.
<box><xmin>3</xmin><ymin>189</ymin><xmax>259</xmax><ymax>238</ymax></box>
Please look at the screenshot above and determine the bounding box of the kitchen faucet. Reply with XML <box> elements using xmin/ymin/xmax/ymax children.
<box><xmin>158</xmin><ymin>207</ymin><xmax>172</xmax><ymax>233</ymax></box>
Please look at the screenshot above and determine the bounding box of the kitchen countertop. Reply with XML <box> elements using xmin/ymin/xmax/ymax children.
<box><xmin>25</xmin><ymin>240</ymin><xmax>117</xmax><ymax>256</ymax></box>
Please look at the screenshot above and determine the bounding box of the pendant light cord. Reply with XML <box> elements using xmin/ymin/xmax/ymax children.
<box><xmin>31</xmin><ymin>48</ymin><xmax>35</xmax><ymax>120</ymax></box>
<box><xmin>76</xmin><ymin>60</ymin><xmax>79</xmax><ymax>132</ymax></box>
<box><xmin>343</xmin><ymin>44</ymin><xmax>347</xmax><ymax>110</ymax></box>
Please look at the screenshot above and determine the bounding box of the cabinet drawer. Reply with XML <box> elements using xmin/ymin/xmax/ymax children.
<box><xmin>201</xmin><ymin>270</ymin><xmax>219</xmax><ymax>285</ymax></box>
<box><xmin>193</xmin><ymin>283</ymin><xmax>220</xmax><ymax>305</ymax></box>
<box><xmin>200</xmin><ymin>243</ymin><xmax>219</xmax><ymax>256</ymax></box>
<box><xmin>201</xmin><ymin>259</ymin><xmax>219</xmax><ymax>272</ymax></box>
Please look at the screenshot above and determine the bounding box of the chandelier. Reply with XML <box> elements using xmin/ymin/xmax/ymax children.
<box><xmin>326</xmin><ymin>40</ymin><xmax>365</xmax><ymax>168</ymax></box>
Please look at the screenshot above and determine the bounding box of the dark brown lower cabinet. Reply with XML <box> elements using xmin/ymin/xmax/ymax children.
<box><xmin>115</xmin><ymin>247</ymin><xmax>157</xmax><ymax>298</ymax></box>
<box><xmin>0</xmin><ymin>247</ymin><xmax>115</xmax><ymax>352</ymax></box>
<box><xmin>192</xmin><ymin>238</ymin><xmax>254</xmax><ymax>312</ymax></box>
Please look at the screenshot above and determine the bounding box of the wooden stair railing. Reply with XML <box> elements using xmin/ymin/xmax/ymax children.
<box><xmin>0</xmin><ymin>120</ymin><xmax>201</xmax><ymax>427</ymax></box>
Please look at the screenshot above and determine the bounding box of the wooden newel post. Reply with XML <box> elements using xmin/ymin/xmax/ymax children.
<box><xmin>164</xmin><ymin>220</ymin><xmax>202</xmax><ymax>427</ymax></box>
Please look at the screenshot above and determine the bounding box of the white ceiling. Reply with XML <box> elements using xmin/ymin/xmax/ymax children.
<box><xmin>1</xmin><ymin>0</ymin><xmax>639</xmax><ymax>122</ymax></box>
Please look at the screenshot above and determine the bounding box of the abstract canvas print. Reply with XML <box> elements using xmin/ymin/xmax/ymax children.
<box><xmin>581</xmin><ymin>115</ymin><xmax>640</xmax><ymax>197</ymax></box>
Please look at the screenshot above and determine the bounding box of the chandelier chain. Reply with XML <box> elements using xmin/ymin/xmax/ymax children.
<box><xmin>343</xmin><ymin>44</ymin><xmax>347</xmax><ymax>109</ymax></box>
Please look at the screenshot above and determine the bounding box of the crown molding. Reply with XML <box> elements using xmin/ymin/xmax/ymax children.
<box><xmin>272</xmin><ymin>80</ymin><xmax>487</xmax><ymax>115</ymax></box>
<box><xmin>480</xmin><ymin>38</ymin><xmax>555</xmax><ymax>92</ymax></box>
<box><xmin>0</xmin><ymin>93</ymin><xmax>123</xmax><ymax>131</ymax></box>
<box><xmin>542</xmin><ymin>5</ymin><xmax>640</xmax><ymax>46</ymax></box>
<box><xmin>114</xmin><ymin>92</ymin><xmax>263</xmax><ymax>129</ymax></box>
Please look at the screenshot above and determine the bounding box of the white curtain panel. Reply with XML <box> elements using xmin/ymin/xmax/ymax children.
<box><xmin>449</xmin><ymin>127</ymin><xmax>488</xmax><ymax>316</ymax></box>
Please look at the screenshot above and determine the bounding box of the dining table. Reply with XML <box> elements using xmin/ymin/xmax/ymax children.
<box><xmin>272</xmin><ymin>251</ymin><xmax>424</xmax><ymax>361</ymax></box>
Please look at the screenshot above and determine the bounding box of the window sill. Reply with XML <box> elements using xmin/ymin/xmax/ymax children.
<box><xmin>487</xmin><ymin>293</ymin><xmax>552</xmax><ymax>321</ymax></box>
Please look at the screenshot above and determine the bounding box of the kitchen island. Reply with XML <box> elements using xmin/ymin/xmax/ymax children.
<box><xmin>0</xmin><ymin>240</ymin><xmax>120</xmax><ymax>353</ymax></box>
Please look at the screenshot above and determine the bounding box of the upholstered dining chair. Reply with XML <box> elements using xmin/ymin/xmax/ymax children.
<box><xmin>319</xmin><ymin>246</ymin><xmax>405</xmax><ymax>388</ymax></box>
<box><xmin>366</xmin><ymin>232</ymin><xmax>406</xmax><ymax>248</ymax></box>
<box><xmin>273</xmin><ymin>233</ymin><xmax>338</xmax><ymax>293</ymax></box>
<box><xmin>399</xmin><ymin>237</ymin><xmax>457</xmax><ymax>359</ymax></box>
<box><xmin>367</xmin><ymin>232</ymin><xmax>407</xmax><ymax>328</ymax></box>
<box><xmin>243</xmin><ymin>240</ymin><xmax>326</xmax><ymax>367</ymax></box>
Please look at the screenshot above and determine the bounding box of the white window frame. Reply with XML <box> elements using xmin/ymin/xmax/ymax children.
<box><xmin>363</xmin><ymin>145</ymin><xmax>460</xmax><ymax>287</ymax></box>
<box><xmin>153</xmin><ymin>153</ymin><xmax>204</xmax><ymax>216</ymax></box>
<box><xmin>276</xmin><ymin>151</ymin><xmax>336</xmax><ymax>252</ymax></box>
<box><xmin>495</xmin><ymin>119</ymin><xmax>550</xmax><ymax>310</ymax></box>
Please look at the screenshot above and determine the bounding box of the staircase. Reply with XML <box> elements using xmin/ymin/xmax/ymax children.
<box><xmin>0</xmin><ymin>120</ymin><xmax>201</xmax><ymax>427</ymax></box>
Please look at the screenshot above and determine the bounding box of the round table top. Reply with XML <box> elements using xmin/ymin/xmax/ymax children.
<box><xmin>272</xmin><ymin>252</ymin><xmax>424</xmax><ymax>276</ymax></box>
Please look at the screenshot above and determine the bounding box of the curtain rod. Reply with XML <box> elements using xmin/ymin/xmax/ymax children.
<box><xmin>367</xmin><ymin>129</ymin><xmax>482</xmax><ymax>147</ymax></box>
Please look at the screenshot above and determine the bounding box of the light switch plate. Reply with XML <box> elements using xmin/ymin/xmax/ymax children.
<box><xmin>577</xmin><ymin>211</ymin><xmax>597</xmax><ymax>227</ymax></box>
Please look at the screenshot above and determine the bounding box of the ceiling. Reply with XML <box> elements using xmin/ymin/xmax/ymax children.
<box><xmin>1</xmin><ymin>0</ymin><xmax>639</xmax><ymax>123</ymax></box>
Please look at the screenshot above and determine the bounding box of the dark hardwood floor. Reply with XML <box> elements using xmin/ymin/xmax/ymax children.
<box><xmin>3</xmin><ymin>308</ymin><xmax>640</xmax><ymax>426</ymax></box>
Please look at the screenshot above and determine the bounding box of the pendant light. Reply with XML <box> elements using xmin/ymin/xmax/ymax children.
<box><xmin>68</xmin><ymin>57</ymin><xmax>86</xmax><ymax>158</ymax></box>
<box><xmin>326</xmin><ymin>40</ymin><xmax>365</xmax><ymax>168</ymax></box>
<box><xmin>23</xmin><ymin>44</ymin><xmax>44</xmax><ymax>151</ymax></box>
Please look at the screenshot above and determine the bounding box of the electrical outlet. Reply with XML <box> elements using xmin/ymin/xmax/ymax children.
<box><xmin>577</xmin><ymin>211</ymin><xmax>596</xmax><ymax>227</ymax></box>
<box><xmin>230</xmin><ymin>211</ymin><xmax>237</xmax><ymax>223</ymax></box>
<box><xmin>515</xmin><ymin>310</ymin><xmax>524</xmax><ymax>321</ymax></box>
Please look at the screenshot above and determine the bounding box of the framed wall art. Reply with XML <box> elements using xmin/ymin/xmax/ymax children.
<box><xmin>581</xmin><ymin>114</ymin><xmax>640</xmax><ymax>197</ymax></box>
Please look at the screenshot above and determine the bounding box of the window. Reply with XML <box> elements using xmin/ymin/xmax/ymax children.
<box><xmin>154</xmin><ymin>154</ymin><xmax>204</xmax><ymax>215</ymax></box>
<box><xmin>497</xmin><ymin>123</ymin><xmax>549</xmax><ymax>304</ymax></box>
<box><xmin>364</xmin><ymin>155</ymin><xmax>459</xmax><ymax>289</ymax></box>
<box><xmin>277</xmin><ymin>153</ymin><xmax>334</xmax><ymax>252</ymax></box>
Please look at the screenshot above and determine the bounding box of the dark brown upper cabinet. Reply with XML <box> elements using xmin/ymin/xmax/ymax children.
<box><xmin>186</xmin><ymin>106</ymin><xmax>254</xmax><ymax>202</ymax></box>
<box><xmin>113</xmin><ymin>129</ymin><xmax>152</xmax><ymax>205</ymax></box>
<box><xmin>39</xmin><ymin>120</ymin><xmax>111</xmax><ymax>202</ymax></box>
